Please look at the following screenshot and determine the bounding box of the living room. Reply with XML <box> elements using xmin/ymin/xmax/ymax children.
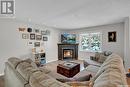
<box><xmin>0</xmin><ymin>0</ymin><xmax>130</xmax><ymax>87</ymax></box>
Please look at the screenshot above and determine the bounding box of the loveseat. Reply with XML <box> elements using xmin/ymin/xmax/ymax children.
<box><xmin>5</xmin><ymin>53</ymin><xmax>128</xmax><ymax>87</ymax></box>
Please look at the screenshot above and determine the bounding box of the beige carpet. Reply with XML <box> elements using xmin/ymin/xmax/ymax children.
<box><xmin>42</xmin><ymin>60</ymin><xmax>86</xmax><ymax>79</ymax></box>
<box><xmin>0</xmin><ymin>76</ymin><xmax>4</xmax><ymax>87</ymax></box>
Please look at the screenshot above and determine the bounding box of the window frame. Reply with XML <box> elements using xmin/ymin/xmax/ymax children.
<box><xmin>79</xmin><ymin>32</ymin><xmax>102</xmax><ymax>52</ymax></box>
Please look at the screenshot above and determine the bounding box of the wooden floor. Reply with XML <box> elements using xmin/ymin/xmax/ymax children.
<box><xmin>0</xmin><ymin>76</ymin><xmax>4</xmax><ymax>87</ymax></box>
<box><xmin>127</xmin><ymin>77</ymin><xmax>130</xmax><ymax>87</ymax></box>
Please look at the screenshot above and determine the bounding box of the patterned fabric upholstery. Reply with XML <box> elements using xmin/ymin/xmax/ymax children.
<box><xmin>8</xmin><ymin>57</ymin><xmax>21</xmax><ymax>69</ymax></box>
<box><xmin>92</xmin><ymin>53</ymin><xmax>127</xmax><ymax>87</ymax></box>
<box><xmin>29</xmin><ymin>71</ymin><xmax>70</xmax><ymax>87</ymax></box>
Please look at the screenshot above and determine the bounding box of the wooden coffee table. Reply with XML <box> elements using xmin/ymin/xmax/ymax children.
<box><xmin>57</xmin><ymin>62</ymin><xmax>80</xmax><ymax>78</ymax></box>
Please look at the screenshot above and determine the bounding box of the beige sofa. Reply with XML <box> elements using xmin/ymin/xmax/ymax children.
<box><xmin>5</xmin><ymin>53</ymin><xmax>128</xmax><ymax>87</ymax></box>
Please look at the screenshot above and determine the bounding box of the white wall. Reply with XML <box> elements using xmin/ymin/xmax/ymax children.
<box><xmin>44</xmin><ymin>28</ymin><xmax>61</xmax><ymax>62</ymax></box>
<box><xmin>61</xmin><ymin>23</ymin><xmax>124</xmax><ymax>60</ymax></box>
<box><xmin>0</xmin><ymin>19</ymin><xmax>61</xmax><ymax>74</ymax></box>
<box><xmin>124</xmin><ymin>17</ymin><xmax>130</xmax><ymax>71</ymax></box>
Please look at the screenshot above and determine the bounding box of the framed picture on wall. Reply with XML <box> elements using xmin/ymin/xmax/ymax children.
<box><xmin>36</xmin><ymin>35</ymin><xmax>42</xmax><ymax>40</ymax></box>
<box><xmin>30</xmin><ymin>34</ymin><xmax>35</xmax><ymax>40</ymax></box>
<box><xmin>43</xmin><ymin>36</ymin><xmax>48</xmax><ymax>41</ymax></box>
<box><xmin>108</xmin><ymin>31</ymin><xmax>116</xmax><ymax>42</ymax></box>
<box><xmin>34</xmin><ymin>29</ymin><xmax>40</xmax><ymax>33</ymax></box>
<box><xmin>41</xmin><ymin>30</ymin><xmax>46</xmax><ymax>35</ymax></box>
<box><xmin>27</xmin><ymin>28</ymin><xmax>32</xmax><ymax>33</ymax></box>
<box><xmin>19</xmin><ymin>28</ymin><xmax>26</xmax><ymax>32</ymax></box>
<box><xmin>27</xmin><ymin>42</ymin><xmax>33</xmax><ymax>46</ymax></box>
<box><xmin>34</xmin><ymin>42</ymin><xmax>40</xmax><ymax>47</ymax></box>
<box><xmin>22</xmin><ymin>33</ymin><xmax>29</xmax><ymax>39</ymax></box>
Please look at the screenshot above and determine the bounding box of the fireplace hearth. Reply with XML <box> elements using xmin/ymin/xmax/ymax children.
<box><xmin>58</xmin><ymin>43</ymin><xmax>78</xmax><ymax>60</ymax></box>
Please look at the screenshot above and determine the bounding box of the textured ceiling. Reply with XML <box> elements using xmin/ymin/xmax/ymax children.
<box><xmin>15</xmin><ymin>0</ymin><xmax>130</xmax><ymax>29</ymax></box>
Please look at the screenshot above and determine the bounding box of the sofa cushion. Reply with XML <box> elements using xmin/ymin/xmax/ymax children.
<box><xmin>86</xmin><ymin>65</ymin><xmax>100</xmax><ymax>74</ymax></box>
<box><xmin>93</xmin><ymin>68</ymin><xmax>127</xmax><ymax>87</ymax></box>
<box><xmin>8</xmin><ymin>57</ymin><xmax>21</xmax><ymax>69</ymax></box>
<box><xmin>39</xmin><ymin>67</ymin><xmax>51</xmax><ymax>74</ymax></box>
<box><xmin>84</xmin><ymin>59</ymin><xmax>102</xmax><ymax>67</ymax></box>
<box><xmin>98</xmin><ymin>54</ymin><xmax>107</xmax><ymax>63</ymax></box>
<box><xmin>95</xmin><ymin>52</ymin><xmax>101</xmax><ymax>61</ymax></box>
<box><xmin>103</xmin><ymin>51</ymin><xmax>112</xmax><ymax>56</ymax></box>
<box><xmin>92</xmin><ymin>53</ymin><xmax>127</xmax><ymax>87</ymax></box>
<box><xmin>91</xmin><ymin>53</ymin><xmax>122</xmax><ymax>83</ymax></box>
<box><xmin>16</xmin><ymin>62</ymin><xmax>40</xmax><ymax>81</ymax></box>
<box><xmin>21</xmin><ymin>58</ymin><xmax>38</xmax><ymax>68</ymax></box>
<box><xmin>74</xmin><ymin>74</ymin><xmax>92</xmax><ymax>81</ymax></box>
<box><xmin>30</xmin><ymin>71</ymin><xmax>70</xmax><ymax>87</ymax></box>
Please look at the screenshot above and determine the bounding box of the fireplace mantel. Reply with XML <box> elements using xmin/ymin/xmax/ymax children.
<box><xmin>58</xmin><ymin>43</ymin><xmax>79</xmax><ymax>60</ymax></box>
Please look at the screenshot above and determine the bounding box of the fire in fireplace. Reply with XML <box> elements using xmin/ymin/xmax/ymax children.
<box><xmin>58</xmin><ymin>44</ymin><xmax>78</xmax><ymax>60</ymax></box>
<box><xmin>63</xmin><ymin>49</ymin><xmax>73</xmax><ymax>58</ymax></box>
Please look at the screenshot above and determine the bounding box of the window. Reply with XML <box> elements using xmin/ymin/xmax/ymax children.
<box><xmin>79</xmin><ymin>32</ymin><xmax>102</xmax><ymax>52</ymax></box>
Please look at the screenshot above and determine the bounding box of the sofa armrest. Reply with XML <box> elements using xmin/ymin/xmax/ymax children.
<box><xmin>85</xmin><ymin>59</ymin><xmax>102</xmax><ymax>67</ymax></box>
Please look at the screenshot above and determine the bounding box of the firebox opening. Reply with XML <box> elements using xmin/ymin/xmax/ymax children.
<box><xmin>63</xmin><ymin>49</ymin><xmax>73</xmax><ymax>59</ymax></box>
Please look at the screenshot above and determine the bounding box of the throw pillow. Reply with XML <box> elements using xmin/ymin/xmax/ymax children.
<box><xmin>90</xmin><ymin>56</ymin><xmax>96</xmax><ymax>60</ymax></box>
<box><xmin>22</xmin><ymin>58</ymin><xmax>33</xmax><ymax>64</ymax></box>
<box><xmin>83</xmin><ymin>60</ymin><xmax>89</xmax><ymax>68</ymax></box>
<box><xmin>39</xmin><ymin>67</ymin><xmax>51</xmax><ymax>74</ymax></box>
<box><xmin>95</xmin><ymin>52</ymin><xmax>101</xmax><ymax>61</ymax></box>
<box><xmin>73</xmin><ymin>74</ymin><xmax>92</xmax><ymax>81</ymax></box>
<box><xmin>31</xmin><ymin>62</ymin><xmax>38</xmax><ymax>68</ymax></box>
<box><xmin>104</xmin><ymin>51</ymin><xmax>112</xmax><ymax>56</ymax></box>
<box><xmin>98</xmin><ymin>55</ymin><xmax>107</xmax><ymax>63</ymax></box>
<box><xmin>22</xmin><ymin>58</ymin><xmax>38</xmax><ymax>68</ymax></box>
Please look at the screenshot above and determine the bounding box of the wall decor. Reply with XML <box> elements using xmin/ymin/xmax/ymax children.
<box><xmin>30</xmin><ymin>34</ymin><xmax>35</xmax><ymax>40</ymax></box>
<box><xmin>41</xmin><ymin>30</ymin><xmax>46</xmax><ymax>35</ymax></box>
<box><xmin>27</xmin><ymin>42</ymin><xmax>33</xmax><ymax>46</ymax></box>
<box><xmin>41</xmin><ymin>30</ymin><xmax>50</xmax><ymax>35</ymax></box>
<box><xmin>46</xmin><ymin>30</ymin><xmax>50</xmax><ymax>35</ymax></box>
<box><xmin>34</xmin><ymin>42</ymin><xmax>40</xmax><ymax>47</ymax></box>
<box><xmin>43</xmin><ymin>36</ymin><xmax>48</xmax><ymax>41</ymax></box>
<box><xmin>108</xmin><ymin>31</ymin><xmax>116</xmax><ymax>42</ymax></box>
<box><xmin>34</xmin><ymin>29</ymin><xmax>40</xmax><ymax>33</ymax></box>
<box><xmin>19</xmin><ymin>28</ymin><xmax>26</xmax><ymax>32</ymax></box>
<box><xmin>22</xmin><ymin>33</ymin><xmax>29</xmax><ymax>39</ymax></box>
<box><xmin>27</xmin><ymin>28</ymin><xmax>32</xmax><ymax>33</ymax></box>
<box><xmin>36</xmin><ymin>35</ymin><xmax>42</xmax><ymax>40</ymax></box>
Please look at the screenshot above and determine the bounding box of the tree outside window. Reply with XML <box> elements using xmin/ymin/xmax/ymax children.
<box><xmin>79</xmin><ymin>32</ymin><xmax>102</xmax><ymax>52</ymax></box>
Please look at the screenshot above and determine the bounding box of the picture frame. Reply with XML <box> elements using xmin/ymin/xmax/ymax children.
<box><xmin>36</xmin><ymin>35</ymin><xmax>42</xmax><ymax>40</ymax></box>
<box><xmin>30</xmin><ymin>34</ymin><xmax>35</xmax><ymax>40</ymax></box>
<box><xmin>19</xmin><ymin>28</ymin><xmax>26</xmax><ymax>32</ymax></box>
<box><xmin>27</xmin><ymin>28</ymin><xmax>32</xmax><ymax>33</ymax></box>
<box><xmin>22</xmin><ymin>33</ymin><xmax>29</xmax><ymax>39</ymax></box>
<box><xmin>27</xmin><ymin>42</ymin><xmax>33</xmax><ymax>46</ymax></box>
<box><xmin>41</xmin><ymin>30</ymin><xmax>50</xmax><ymax>35</ymax></box>
<box><xmin>34</xmin><ymin>29</ymin><xmax>40</xmax><ymax>33</ymax></box>
<box><xmin>34</xmin><ymin>42</ymin><xmax>40</xmax><ymax>47</ymax></box>
<box><xmin>108</xmin><ymin>31</ymin><xmax>116</xmax><ymax>42</ymax></box>
<box><xmin>41</xmin><ymin>30</ymin><xmax>46</xmax><ymax>35</ymax></box>
<box><xmin>43</xmin><ymin>36</ymin><xmax>48</xmax><ymax>41</ymax></box>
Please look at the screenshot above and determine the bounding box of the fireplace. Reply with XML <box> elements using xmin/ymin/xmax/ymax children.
<box><xmin>63</xmin><ymin>49</ymin><xmax>73</xmax><ymax>59</ymax></box>
<box><xmin>58</xmin><ymin>44</ymin><xmax>78</xmax><ymax>60</ymax></box>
